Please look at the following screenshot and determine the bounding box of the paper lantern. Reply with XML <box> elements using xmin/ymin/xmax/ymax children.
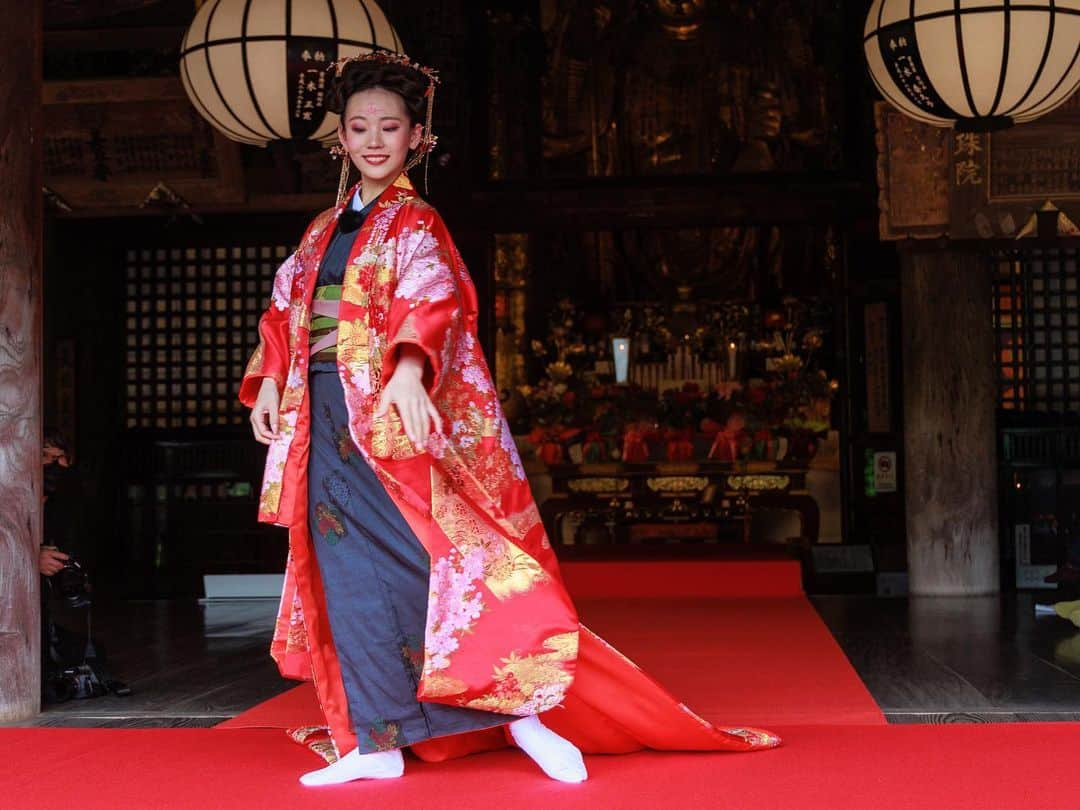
<box><xmin>180</xmin><ymin>0</ymin><xmax>402</xmax><ymax>146</ymax></box>
<box><xmin>865</xmin><ymin>0</ymin><xmax>1080</xmax><ymax>131</ymax></box>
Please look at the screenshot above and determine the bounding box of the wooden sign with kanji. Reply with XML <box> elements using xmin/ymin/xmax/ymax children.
<box><xmin>875</xmin><ymin>97</ymin><xmax>1080</xmax><ymax>240</ymax></box>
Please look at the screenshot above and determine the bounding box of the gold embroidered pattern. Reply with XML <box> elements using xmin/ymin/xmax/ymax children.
<box><xmin>280</xmin><ymin>377</ymin><xmax>305</xmax><ymax>411</ymax></box>
<box><xmin>244</xmin><ymin>341</ymin><xmax>266</xmax><ymax>377</ymax></box>
<box><xmin>421</xmin><ymin>672</ymin><xmax>469</xmax><ymax>697</ymax></box>
<box><xmin>286</xmin><ymin>616</ymin><xmax>308</xmax><ymax>651</ymax></box>
<box><xmin>462</xmin><ymin>631</ymin><xmax>578</xmax><ymax>715</ymax></box>
<box><xmin>431</xmin><ymin>468</ymin><xmax>548</xmax><ymax>600</ymax></box>
<box><xmin>342</xmin><ymin>259</ymin><xmax>370</xmax><ymax>307</ymax></box>
<box><xmin>287</xmin><ymin>299</ymin><xmax>310</xmax><ymax>348</ymax></box>
<box><xmin>337</xmin><ymin>317</ymin><xmax>371</xmax><ymax>370</ymax></box>
<box><xmin>370</xmin><ymin>409</ymin><xmax>420</xmax><ymax>459</ymax></box>
<box><xmin>505</xmin><ymin>504</ymin><xmax>543</xmax><ymax>540</ymax></box>
<box><xmin>259</xmin><ymin>481</ymin><xmax>282</xmax><ymax>515</ymax></box>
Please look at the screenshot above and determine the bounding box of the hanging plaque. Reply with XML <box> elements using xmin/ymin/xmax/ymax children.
<box><xmin>864</xmin><ymin>302</ymin><xmax>891</xmax><ymax>434</ymax></box>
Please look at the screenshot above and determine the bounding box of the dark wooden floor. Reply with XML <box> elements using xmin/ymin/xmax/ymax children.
<box><xmin>8</xmin><ymin>593</ymin><xmax>1080</xmax><ymax>728</ymax></box>
<box><xmin>816</xmin><ymin>593</ymin><xmax>1080</xmax><ymax>723</ymax></box>
<box><xmin>15</xmin><ymin>600</ymin><xmax>293</xmax><ymax>728</ymax></box>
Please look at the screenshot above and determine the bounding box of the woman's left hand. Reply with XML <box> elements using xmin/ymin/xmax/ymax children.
<box><xmin>376</xmin><ymin>345</ymin><xmax>443</xmax><ymax>450</ymax></box>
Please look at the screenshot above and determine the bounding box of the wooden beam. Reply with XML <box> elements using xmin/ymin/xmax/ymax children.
<box><xmin>44</xmin><ymin>76</ymin><xmax>187</xmax><ymax>105</ymax></box>
<box><xmin>50</xmin><ymin>176</ymin><xmax>873</xmax><ymax>227</ymax></box>
<box><xmin>467</xmin><ymin>177</ymin><xmax>873</xmax><ymax>230</ymax></box>
<box><xmin>44</xmin><ymin>26</ymin><xmax>185</xmax><ymax>54</ymax></box>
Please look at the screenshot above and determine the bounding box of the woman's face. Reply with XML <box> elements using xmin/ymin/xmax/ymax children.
<box><xmin>337</xmin><ymin>87</ymin><xmax>423</xmax><ymax>189</ymax></box>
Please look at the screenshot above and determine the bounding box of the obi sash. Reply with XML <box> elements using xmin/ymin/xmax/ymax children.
<box><xmin>309</xmin><ymin>285</ymin><xmax>342</xmax><ymax>361</ymax></box>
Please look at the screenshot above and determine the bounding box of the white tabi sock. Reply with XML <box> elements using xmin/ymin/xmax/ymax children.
<box><xmin>508</xmin><ymin>714</ymin><xmax>588</xmax><ymax>783</ymax></box>
<box><xmin>298</xmin><ymin>747</ymin><xmax>405</xmax><ymax>786</ymax></box>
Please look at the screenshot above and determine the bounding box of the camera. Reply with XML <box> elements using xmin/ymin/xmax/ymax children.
<box><xmin>54</xmin><ymin>557</ymin><xmax>92</xmax><ymax>609</ymax></box>
<box><xmin>45</xmin><ymin>664</ymin><xmax>108</xmax><ymax>703</ymax></box>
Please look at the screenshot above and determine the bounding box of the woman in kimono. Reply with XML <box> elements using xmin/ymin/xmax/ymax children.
<box><xmin>240</xmin><ymin>51</ymin><xmax>779</xmax><ymax>788</ymax></box>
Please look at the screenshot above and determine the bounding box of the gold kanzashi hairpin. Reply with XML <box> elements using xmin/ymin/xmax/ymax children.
<box><xmin>331</xmin><ymin>50</ymin><xmax>441</xmax><ymax>90</ymax></box>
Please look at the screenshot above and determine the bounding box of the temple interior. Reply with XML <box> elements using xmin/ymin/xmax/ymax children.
<box><xmin>5</xmin><ymin>1</ymin><xmax>1080</xmax><ymax>806</ymax></box>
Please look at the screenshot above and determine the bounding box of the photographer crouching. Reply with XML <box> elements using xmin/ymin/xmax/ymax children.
<box><xmin>40</xmin><ymin>432</ymin><xmax>130</xmax><ymax>704</ymax></box>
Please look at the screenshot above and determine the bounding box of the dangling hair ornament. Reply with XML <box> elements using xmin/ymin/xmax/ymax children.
<box><xmin>329</xmin><ymin>143</ymin><xmax>352</xmax><ymax>208</ymax></box>
<box><xmin>328</xmin><ymin>50</ymin><xmax>441</xmax><ymax>206</ymax></box>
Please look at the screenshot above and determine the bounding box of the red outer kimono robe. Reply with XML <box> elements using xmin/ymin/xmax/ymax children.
<box><xmin>238</xmin><ymin>172</ymin><xmax>780</xmax><ymax>761</ymax></box>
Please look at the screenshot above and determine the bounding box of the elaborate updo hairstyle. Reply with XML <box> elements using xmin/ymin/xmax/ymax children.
<box><xmin>325</xmin><ymin>60</ymin><xmax>429</xmax><ymax>128</ymax></box>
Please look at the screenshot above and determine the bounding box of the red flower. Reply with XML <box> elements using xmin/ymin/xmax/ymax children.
<box><xmin>558</xmin><ymin>426</ymin><xmax>582</xmax><ymax>442</ymax></box>
<box><xmin>493</xmin><ymin>672</ymin><xmax>520</xmax><ymax>699</ymax></box>
<box><xmin>539</xmin><ymin>442</ymin><xmax>564</xmax><ymax>464</ymax></box>
<box><xmin>368</xmin><ymin>720</ymin><xmax>401</xmax><ymax>751</ymax></box>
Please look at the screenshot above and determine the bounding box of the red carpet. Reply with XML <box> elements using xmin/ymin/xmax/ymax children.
<box><xmin>10</xmin><ymin>561</ymin><xmax>901</xmax><ymax>807</ymax></box>
<box><xmin>221</xmin><ymin>595</ymin><xmax>883</xmax><ymax>731</ymax></box>
<box><xmin>557</xmin><ymin>559</ymin><xmax>804</xmax><ymax>599</ymax></box>
<box><xmin>3</xmin><ymin>723</ymin><xmax>1078</xmax><ymax>810</ymax></box>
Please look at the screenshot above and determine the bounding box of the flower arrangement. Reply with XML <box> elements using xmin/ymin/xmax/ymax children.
<box><xmin>529</xmin><ymin>298</ymin><xmax>611</xmax><ymax>380</ymax></box>
<box><xmin>515</xmin><ymin>378</ymin><xmax>578</xmax><ymax>428</ymax></box>
<box><xmin>688</xmin><ymin>302</ymin><xmax>752</xmax><ymax>362</ymax></box>
<box><xmin>513</xmin><ymin>295</ymin><xmax>838</xmax><ymax>464</ymax></box>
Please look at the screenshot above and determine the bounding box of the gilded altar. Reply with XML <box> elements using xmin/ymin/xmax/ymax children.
<box><xmin>527</xmin><ymin>458</ymin><xmax>826</xmax><ymax>556</ymax></box>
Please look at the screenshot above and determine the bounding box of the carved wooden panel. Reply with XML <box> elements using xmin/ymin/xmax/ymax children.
<box><xmin>43</xmin><ymin>77</ymin><xmax>244</xmax><ymax>212</ymax></box>
<box><xmin>874</xmin><ymin>103</ymin><xmax>949</xmax><ymax>240</ymax></box>
<box><xmin>532</xmin><ymin>0</ymin><xmax>846</xmax><ymax>179</ymax></box>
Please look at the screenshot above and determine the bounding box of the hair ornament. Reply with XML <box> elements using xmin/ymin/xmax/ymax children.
<box><xmin>328</xmin><ymin>49</ymin><xmax>440</xmax><ymax>201</ymax></box>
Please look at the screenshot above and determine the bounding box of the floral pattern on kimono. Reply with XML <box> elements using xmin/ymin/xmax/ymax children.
<box><xmin>240</xmin><ymin>172</ymin><xmax>780</xmax><ymax>761</ymax></box>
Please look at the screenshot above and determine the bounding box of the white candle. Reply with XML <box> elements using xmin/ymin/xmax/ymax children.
<box><xmin>612</xmin><ymin>337</ymin><xmax>629</xmax><ymax>384</ymax></box>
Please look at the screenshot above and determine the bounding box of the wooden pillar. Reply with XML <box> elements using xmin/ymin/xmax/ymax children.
<box><xmin>0</xmin><ymin>1</ymin><xmax>43</xmax><ymax>721</ymax></box>
<box><xmin>901</xmin><ymin>251</ymin><xmax>999</xmax><ymax>596</ymax></box>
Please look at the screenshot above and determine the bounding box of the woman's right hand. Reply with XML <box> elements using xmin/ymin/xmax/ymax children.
<box><xmin>250</xmin><ymin>377</ymin><xmax>281</xmax><ymax>445</ymax></box>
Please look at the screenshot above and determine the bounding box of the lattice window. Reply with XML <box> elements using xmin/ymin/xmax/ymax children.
<box><xmin>993</xmin><ymin>247</ymin><xmax>1080</xmax><ymax>412</ymax></box>
<box><xmin>123</xmin><ymin>244</ymin><xmax>290</xmax><ymax>429</ymax></box>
